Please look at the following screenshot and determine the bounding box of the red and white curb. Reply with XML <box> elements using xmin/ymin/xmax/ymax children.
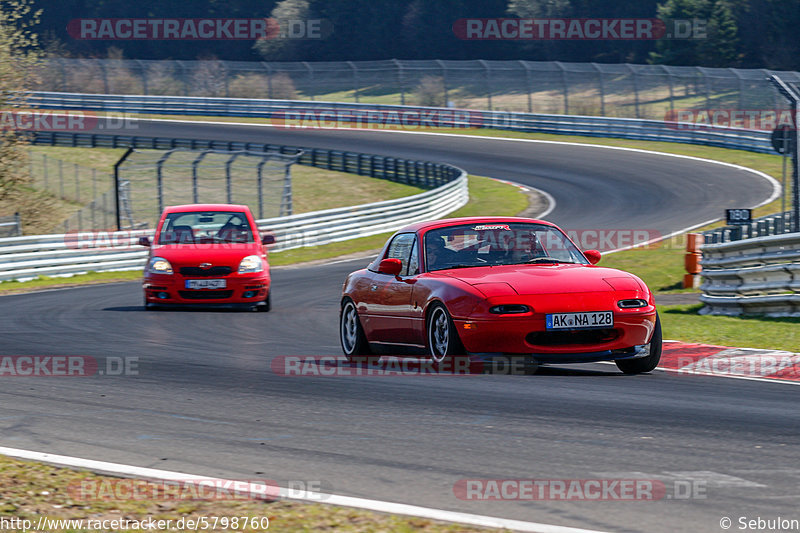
<box><xmin>658</xmin><ymin>341</ymin><xmax>800</xmax><ymax>385</ymax></box>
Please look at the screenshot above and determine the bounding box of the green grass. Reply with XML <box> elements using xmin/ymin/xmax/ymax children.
<box><xmin>0</xmin><ymin>270</ymin><xmax>142</xmax><ymax>294</ymax></box>
<box><xmin>29</xmin><ymin>145</ymin><xmax>127</xmax><ymax>172</ymax></box>
<box><xmin>0</xmin><ymin>455</ymin><xmax>495</xmax><ymax>532</ymax></box>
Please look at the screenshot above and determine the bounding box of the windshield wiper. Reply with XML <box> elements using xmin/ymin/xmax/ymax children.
<box><xmin>521</xmin><ymin>258</ymin><xmax>575</xmax><ymax>264</ymax></box>
<box><xmin>431</xmin><ymin>263</ymin><xmax>481</xmax><ymax>271</ymax></box>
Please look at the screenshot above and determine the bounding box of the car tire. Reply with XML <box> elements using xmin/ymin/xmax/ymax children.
<box><xmin>615</xmin><ymin>313</ymin><xmax>662</xmax><ymax>374</ymax></box>
<box><xmin>340</xmin><ymin>299</ymin><xmax>373</xmax><ymax>361</ymax></box>
<box><xmin>257</xmin><ymin>290</ymin><xmax>271</xmax><ymax>312</ymax></box>
<box><xmin>427</xmin><ymin>303</ymin><xmax>465</xmax><ymax>365</ymax></box>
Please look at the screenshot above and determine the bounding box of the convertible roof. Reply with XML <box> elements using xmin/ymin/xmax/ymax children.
<box><xmin>397</xmin><ymin>216</ymin><xmax>554</xmax><ymax>234</ymax></box>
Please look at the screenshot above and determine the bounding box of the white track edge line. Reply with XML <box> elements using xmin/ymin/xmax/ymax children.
<box><xmin>0</xmin><ymin>446</ymin><xmax>608</xmax><ymax>533</ymax></box>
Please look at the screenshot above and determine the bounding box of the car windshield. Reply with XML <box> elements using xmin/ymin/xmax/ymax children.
<box><xmin>157</xmin><ymin>211</ymin><xmax>254</xmax><ymax>244</ymax></box>
<box><xmin>424</xmin><ymin>222</ymin><xmax>588</xmax><ymax>272</ymax></box>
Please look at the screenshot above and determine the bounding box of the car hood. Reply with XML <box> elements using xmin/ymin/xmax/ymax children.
<box><xmin>437</xmin><ymin>264</ymin><xmax>647</xmax><ymax>296</ymax></box>
<box><xmin>152</xmin><ymin>243</ymin><xmax>262</xmax><ymax>268</ymax></box>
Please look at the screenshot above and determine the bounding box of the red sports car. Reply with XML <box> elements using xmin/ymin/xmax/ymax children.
<box><xmin>139</xmin><ymin>204</ymin><xmax>274</xmax><ymax>310</ymax></box>
<box><xmin>339</xmin><ymin>217</ymin><xmax>661</xmax><ymax>374</ymax></box>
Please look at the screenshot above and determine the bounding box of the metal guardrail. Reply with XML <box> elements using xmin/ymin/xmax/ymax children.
<box><xmin>25</xmin><ymin>91</ymin><xmax>775</xmax><ymax>153</ymax></box>
<box><xmin>31</xmin><ymin>130</ymin><xmax>460</xmax><ymax>190</ymax></box>
<box><xmin>0</xmin><ymin>174</ymin><xmax>467</xmax><ymax>282</ymax></box>
<box><xmin>699</xmin><ymin>232</ymin><xmax>800</xmax><ymax>316</ymax></box>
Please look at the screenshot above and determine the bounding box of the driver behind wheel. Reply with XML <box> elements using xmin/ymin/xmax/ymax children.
<box><xmin>426</xmin><ymin>237</ymin><xmax>459</xmax><ymax>271</ymax></box>
<box><xmin>510</xmin><ymin>231</ymin><xmax>548</xmax><ymax>263</ymax></box>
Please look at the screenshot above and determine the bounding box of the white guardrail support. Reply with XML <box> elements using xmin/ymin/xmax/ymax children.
<box><xmin>0</xmin><ymin>174</ymin><xmax>468</xmax><ymax>282</ymax></box>
<box><xmin>699</xmin><ymin>232</ymin><xmax>800</xmax><ymax>316</ymax></box>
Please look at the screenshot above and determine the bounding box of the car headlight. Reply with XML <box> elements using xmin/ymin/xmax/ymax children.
<box><xmin>618</xmin><ymin>299</ymin><xmax>648</xmax><ymax>309</ymax></box>
<box><xmin>148</xmin><ymin>257</ymin><xmax>173</xmax><ymax>274</ymax></box>
<box><xmin>238</xmin><ymin>255</ymin><xmax>264</xmax><ymax>274</ymax></box>
<box><xmin>489</xmin><ymin>304</ymin><xmax>531</xmax><ymax>314</ymax></box>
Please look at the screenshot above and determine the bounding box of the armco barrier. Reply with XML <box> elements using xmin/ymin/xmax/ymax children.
<box><xmin>31</xmin><ymin>131</ymin><xmax>459</xmax><ymax>190</ymax></box>
<box><xmin>699</xmin><ymin>232</ymin><xmax>800</xmax><ymax>316</ymax></box>
<box><xmin>24</xmin><ymin>91</ymin><xmax>775</xmax><ymax>153</ymax></box>
<box><xmin>0</xmin><ymin>175</ymin><xmax>467</xmax><ymax>282</ymax></box>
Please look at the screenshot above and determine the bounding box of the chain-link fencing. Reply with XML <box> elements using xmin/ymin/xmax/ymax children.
<box><xmin>117</xmin><ymin>148</ymin><xmax>299</xmax><ymax>230</ymax></box>
<box><xmin>27</xmin><ymin>151</ymin><xmax>117</xmax><ymax>233</ymax></box>
<box><xmin>35</xmin><ymin>58</ymin><xmax>800</xmax><ymax>118</ymax></box>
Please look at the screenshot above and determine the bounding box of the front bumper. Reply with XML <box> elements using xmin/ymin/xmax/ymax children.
<box><xmin>143</xmin><ymin>273</ymin><xmax>269</xmax><ymax>306</ymax></box>
<box><xmin>453</xmin><ymin>309</ymin><xmax>656</xmax><ymax>357</ymax></box>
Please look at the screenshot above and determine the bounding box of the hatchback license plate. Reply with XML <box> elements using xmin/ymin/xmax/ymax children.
<box><xmin>546</xmin><ymin>311</ymin><xmax>613</xmax><ymax>330</ymax></box>
<box><xmin>185</xmin><ymin>279</ymin><xmax>226</xmax><ymax>289</ymax></box>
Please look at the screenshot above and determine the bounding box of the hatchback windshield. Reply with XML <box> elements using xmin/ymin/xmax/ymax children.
<box><xmin>157</xmin><ymin>211</ymin><xmax>254</xmax><ymax>244</ymax></box>
<box><xmin>424</xmin><ymin>222</ymin><xmax>588</xmax><ymax>271</ymax></box>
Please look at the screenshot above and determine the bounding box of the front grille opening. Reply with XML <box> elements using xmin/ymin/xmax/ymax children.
<box><xmin>526</xmin><ymin>328</ymin><xmax>620</xmax><ymax>346</ymax></box>
<box><xmin>178</xmin><ymin>290</ymin><xmax>234</xmax><ymax>300</ymax></box>
<box><xmin>179</xmin><ymin>266</ymin><xmax>232</xmax><ymax>277</ymax></box>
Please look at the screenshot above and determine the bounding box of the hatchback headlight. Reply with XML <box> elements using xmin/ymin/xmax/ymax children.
<box><xmin>238</xmin><ymin>255</ymin><xmax>264</xmax><ymax>274</ymax></box>
<box><xmin>148</xmin><ymin>257</ymin><xmax>173</xmax><ymax>274</ymax></box>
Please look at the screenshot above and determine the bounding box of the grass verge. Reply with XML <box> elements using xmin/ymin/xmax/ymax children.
<box><xmin>0</xmin><ymin>455</ymin><xmax>494</xmax><ymax>532</ymax></box>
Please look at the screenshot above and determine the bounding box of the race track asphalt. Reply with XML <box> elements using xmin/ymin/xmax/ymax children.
<box><xmin>1</xmin><ymin>123</ymin><xmax>795</xmax><ymax>532</ymax></box>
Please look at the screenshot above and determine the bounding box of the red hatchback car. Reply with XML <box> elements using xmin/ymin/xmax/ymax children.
<box><xmin>340</xmin><ymin>217</ymin><xmax>662</xmax><ymax>374</ymax></box>
<box><xmin>140</xmin><ymin>204</ymin><xmax>274</xmax><ymax>310</ymax></box>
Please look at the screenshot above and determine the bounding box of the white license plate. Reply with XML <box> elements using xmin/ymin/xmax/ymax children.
<box><xmin>546</xmin><ymin>311</ymin><xmax>613</xmax><ymax>330</ymax></box>
<box><xmin>185</xmin><ymin>279</ymin><xmax>226</xmax><ymax>289</ymax></box>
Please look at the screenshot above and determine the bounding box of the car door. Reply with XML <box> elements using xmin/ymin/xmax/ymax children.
<box><xmin>365</xmin><ymin>233</ymin><xmax>420</xmax><ymax>346</ymax></box>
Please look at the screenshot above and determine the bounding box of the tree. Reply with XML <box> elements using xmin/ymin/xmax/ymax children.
<box><xmin>253</xmin><ymin>0</ymin><xmax>312</xmax><ymax>61</ymax></box>
<box><xmin>649</xmin><ymin>0</ymin><xmax>742</xmax><ymax>67</ymax></box>
<box><xmin>0</xmin><ymin>0</ymin><xmax>40</xmax><ymax>202</ymax></box>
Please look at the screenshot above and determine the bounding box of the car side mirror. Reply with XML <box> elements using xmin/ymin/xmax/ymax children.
<box><xmin>584</xmin><ymin>249</ymin><xmax>601</xmax><ymax>265</ymax></box>
<box><xmin>378</xmin><ymin>258</ymin><xmax>403</xmax><ymax>276</ymax></box>
<box><xmin>138</xmin><ymin>236</ymin><xmax>151</xmax><ymax>247</ymax></box>
<box><xmin>261</xmin><ymin>234</ymin><xmax>276</xmax><ymax>245</ymax></box>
